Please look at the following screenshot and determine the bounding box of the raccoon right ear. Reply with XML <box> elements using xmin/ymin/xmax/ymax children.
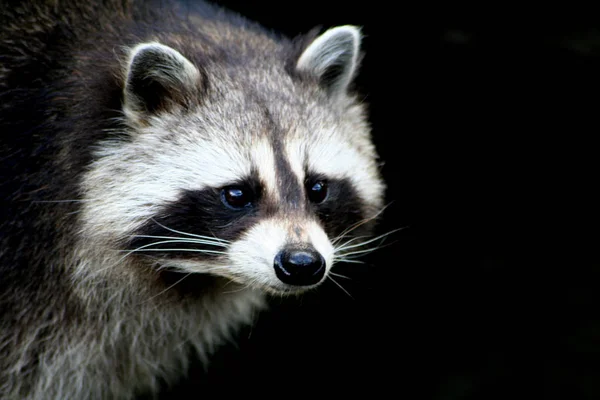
<box><xmin>123</xmin><ymin>42</ymin><xmax>202</xmax><ymax>122</ymax></box>
<box><xmin>296</xmin><ymin>25</ymin><xmax>361</xmax><ymax>97</ymax></box>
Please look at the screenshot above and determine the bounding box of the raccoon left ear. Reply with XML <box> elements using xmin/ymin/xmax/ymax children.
<box><xmin>296</xmin><ymin>25</ymin><xmax>361</xmax><ymax>96</ymax></box>
<box><xmin>123</xmin><ymin>42</ymin><xmax>202</xmax><ymax>122</ymax></box>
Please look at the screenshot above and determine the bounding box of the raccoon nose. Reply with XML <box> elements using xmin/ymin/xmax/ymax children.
<box><xmin>274</xmin><ymin>247</ymin><xmax>326</xmax><ymax>286</ymax></box>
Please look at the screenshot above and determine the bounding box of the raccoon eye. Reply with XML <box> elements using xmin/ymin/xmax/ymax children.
<box><xmin>307</xmin><ymin>180</ymin><xmax>328</xmax><ymax>204</ymax></box>
<box><xmin>221</xmin><ymin>186</ymin><xmax>254</xmax><ymax>209</ymax></box>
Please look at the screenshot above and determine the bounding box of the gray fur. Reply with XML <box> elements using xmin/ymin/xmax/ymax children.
<box><xmin>0</xmin><ymin>1</ymin><xmax>385</xmax><ymax>398</ymax></box>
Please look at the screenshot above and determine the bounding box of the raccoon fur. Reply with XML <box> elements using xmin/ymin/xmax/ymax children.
<box><xmin>0</xmin><ymin>0</ymin><xmax>385</xmax><ymax>398</ymax></box>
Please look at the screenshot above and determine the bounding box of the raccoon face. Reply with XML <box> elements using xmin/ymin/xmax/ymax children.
<box><xmin>79</xmin><ymin>26</ymin><xmax>384</xmax><ymax>295</ymax></box>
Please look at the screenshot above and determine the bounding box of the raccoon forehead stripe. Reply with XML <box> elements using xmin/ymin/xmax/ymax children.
<box><xmin>251</xmin><ymin>101</ymin><xmax>303</xmax><ymax>208</ymax></box>
<box><xmin>270</xmin><ymin>133</ymin><xmax>304</xmax><ymax>209</ymax></box>
<box><xmin>250</xmin><ymin>138</ymin><xmax>279</xmax><ymax>201</ymax></box>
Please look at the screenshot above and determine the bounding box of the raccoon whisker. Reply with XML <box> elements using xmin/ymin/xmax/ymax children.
<box><xmin>334</xmin><ymin>246</ymin><xmax>393</xmax><ymax>264</ymax></box>
<box><xmin>90</xmin><ymin>240</ymin><xmax>228</xmax><ymax>277</ymax></box>
<box><xmin>222</xmin><ymin>282</ymin><xmax>254</xmax><ymax>294</ymax></box>
<box><xmin>85</xmin><ymin>240</ymin><xmax>206</xmax><ymax>277</ymax></box>
<box><xmin>117</xmin><ymin>239</ymin><xmax>224</xmax><ymax>253</ymax></box>
<box><xmin>338</xmin><ymin>235</ymin><xmax>400</xmax><ymax>258</ymax></box>
<box><xmin>327</xmin><ymin>275</ymin><xmax>354</xmax><ymax>300</ymax></box>
<box><xmin>223</xmin><ymin>275</ymin><xmax>272</xmax><ymax>294</ymax></box>
<box><xmin>123</xmin><ymin>248</ymin><xmax>228</xmax><ymax>255</ymax></box>
<box><xmin>31</xmin><ymin>199</ymin><xmax>97</xmax><ymax>203</ymax></box>
<box><xmin>334</xmin><ymin>227</ymin><xmax>404</xmax><ymax>252</ymax></box>
<box><xmin>219</xmin><ymin>272</ymin><xmax>260</xmax><ymax>289</ymax></box>
<box><xmin>130</xmin><ymin>235</ymin><xmax>223</xmax><ymax>241</ymax></box>
<box><xmin>220</xmin><ymin>276</ymin><xmax>239</xmax><ymax>289</ymax></box>
<box><xmin>331</xmin><ymin>225</ymin><xmax>366</xmax><ymax>245</ymax></box>
<box><xmin>331</xmin><ymin>220</ymin><xmax>369</xmax><ymax>242</ymax></box>
<box><xmin>129</xmin><ymin>235</ymin><xmax>229</xmax><ymax>248</ymax></box>
<box><xmin>137</xmin><ymin>272</ymin><xmax>194</xmax><ymax>305</ymax></box>
<box><xmin>153</xmin><ymin>263</ymin><xmax>232</xmax><ymax>273</ymax></box>
<box><xmin>145</xmin><ymin>264</ymin><xmax>252</xmax><ymax>308</ymax></box>
<box><xmin>328</xmin><ymin>271</ymin><xmax>352</xmax><ymax>280</ymax></box>
<box><xmin>97</xmin><ymin>238</ymin><xmax>233</xmax><ymax>281</ymax></box>
<box><xmin>149</xmin><ymin>218</ymin><xmax>230</xmax><ymax>243</ymax></box>
<box><xmin>333</xmin><ymin>258</ymin><xmax>365</xmax><ymax>264</ymax></box>
<box><xmin>331</xmin><ymin>202</ymin><xmax>394</xmax><ymax>245</ymax></box>
<box><xmin>331</xmin><ymin>235</ymin><xmax>370</xmax><ymax>248</ymax></box>
<box><xmin>152</xmin><ymin>264</ymin><xmax>245</xmax><ymax>292</ymax></box>
<box><xmin>336</xmin><ymin>246</ymin><xmax>382</xmax><ymax>258</ymax></box>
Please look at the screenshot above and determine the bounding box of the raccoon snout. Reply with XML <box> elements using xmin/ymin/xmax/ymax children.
<box><xmin>273</xmin><ymin>247</ymin><xmax>326</xmax><ymax>286</ymax></box>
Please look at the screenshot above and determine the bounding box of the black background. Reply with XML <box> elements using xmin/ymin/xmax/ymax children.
<box><xmin>159</xmin><ymin>3</ymin><xmax>600</xmax><ymax>399</ymax></box>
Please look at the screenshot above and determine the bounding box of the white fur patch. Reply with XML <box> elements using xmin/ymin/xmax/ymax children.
<box><xmin>251</xmin><ymin>138</ymin><xmax>279</xmax><ymax>201</ymax></box>
<box><xmin>80</xmin><ymin>117</ymin><xmax>253</xmax><ymax>246</ymax></box>
<box><xmin>226</xmin><ymin>218</ymin><xmax>334</xmax><ymax>293</ymax></box>
<box><xmin>285</xmin><ymin>133</ymin><xmax>383</xmax><ymax>210</ymax></box>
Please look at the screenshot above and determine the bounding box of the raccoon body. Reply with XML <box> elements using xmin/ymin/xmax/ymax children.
<box><xmin>0</xmin><ymin>1</ymin><xmax>385</xmax><ymax>398</ymax></box>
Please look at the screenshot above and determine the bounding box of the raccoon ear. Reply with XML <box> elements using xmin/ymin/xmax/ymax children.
<box><xmin>296</xmin><ymin>25</ymin><xmax>361</xmax><ymax>96</ymax></box>
<box><xmin>123</xmin><ymin>42</ymin><xmax>201</xmax><ymax>121</ymax></box>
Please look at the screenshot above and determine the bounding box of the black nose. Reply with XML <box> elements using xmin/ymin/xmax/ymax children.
<box><xmin>274</xmin><ymin>247</ymin><xmax>326</xmax><ymax>286</ymax></box>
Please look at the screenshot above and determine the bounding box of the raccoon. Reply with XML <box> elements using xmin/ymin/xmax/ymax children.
<box><xmin>0</xmin><ymin>0</ymin><xmax>385</xmax><ymax>398</ymax></box>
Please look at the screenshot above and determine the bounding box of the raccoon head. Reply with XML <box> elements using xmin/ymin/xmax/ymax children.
<box><xmin>79</xmin><ymin>26</ymin><xmax>385</xmax><ymax>295</ymax></box>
